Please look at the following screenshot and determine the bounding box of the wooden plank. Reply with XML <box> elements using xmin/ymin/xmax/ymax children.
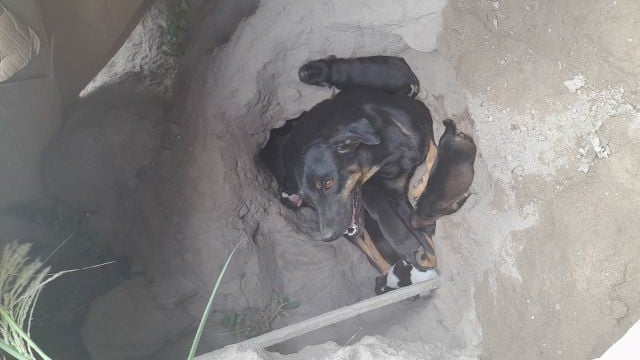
<box><xmin>196</xmin><ymin>278</ymin><xmax>441</xmax><ymax>358</ymax></box>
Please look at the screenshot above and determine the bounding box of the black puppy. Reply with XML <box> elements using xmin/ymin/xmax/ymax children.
<box><xmin>260</xmin><ymin>115</ymin><xmax>304</xmax><ymax>208</ymax></box>
<box><xmin>299</xmin><ymin>56</ymin><xmax>420</xmax><ymax>98</ymax></box>
<box><xmin>411</xmin><ymin>119</ymin><xmax>477</xmax><ymax>230</ymax></box>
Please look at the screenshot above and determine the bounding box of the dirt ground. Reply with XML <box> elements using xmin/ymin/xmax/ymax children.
<box><xmin>33</xmin><ymin>0</ymin><xmax>640</xmax><ymax>359</ymax></box>
<box><xmin>439</xmin><ymin>1</ymin><xmax>640</xmax><ymax>359</ymax></box>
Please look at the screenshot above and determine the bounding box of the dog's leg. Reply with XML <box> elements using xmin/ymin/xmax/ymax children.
<box><xmin>363</xmin><ymin>183</ymin><xmax>438</xmax><ymax>270</ymax></box>
<box><xmin>348</xmin><ymin>230</ymin><xmax>392</xmax><ymax>274</ymax></box>
<box><xmin>415</xmin><ymin>229</ymin><xmax>438</xmax><ymax>269</ymax></box>
<box><xmin>392</xmin><ymin>201</ymin><xmax>438</xmax><ymax>269</ymax></box>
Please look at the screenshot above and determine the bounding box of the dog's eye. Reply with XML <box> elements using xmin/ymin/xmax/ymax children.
<box><xmin>315</xmin><ymin>178</ymin><xmax>334</xmax><ymax>192</ymax></box>
<box><xmin>324</xmin><ymin>178</ymin><xmax>334</xmax><ymax>191</ymax></box>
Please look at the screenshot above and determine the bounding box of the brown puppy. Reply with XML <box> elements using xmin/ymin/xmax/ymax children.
<box><xmin>411</xmin><ymin>119</ymin><xmax>476</xmax><ymax>230</ymax></box>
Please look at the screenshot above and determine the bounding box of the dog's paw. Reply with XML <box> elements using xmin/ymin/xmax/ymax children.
<box><xmin>375</xmin><ymin>260</ymin><xmax>439</xmax><ymax>295</ymax></box>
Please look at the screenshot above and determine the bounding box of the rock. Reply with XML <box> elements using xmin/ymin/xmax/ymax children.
<box><xmin>81</xmin><ymin>276</ymin><xmax>195</xmax><ymax>360</ymax></box>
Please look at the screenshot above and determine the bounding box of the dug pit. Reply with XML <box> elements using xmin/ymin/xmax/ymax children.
<box><xmin>36</xmin><ymin>0</ymin><xmax>640</xmax><ymax>359</ymax></box>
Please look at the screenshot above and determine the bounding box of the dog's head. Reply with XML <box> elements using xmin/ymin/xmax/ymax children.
<box><xmin>298</xmin><ymin>55</ymin><xmax>337</xmax><ymax>86</ymax></box>
<box><xmin>294</xmin><ymin>118</ymin><xmax>381</xmax><ymax>242</ymax></box>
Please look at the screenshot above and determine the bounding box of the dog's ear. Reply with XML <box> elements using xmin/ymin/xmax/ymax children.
<box><xmin>329</xmin><ymin>118</ymin><xmax>381</xmax><ymax>151</ymax></box>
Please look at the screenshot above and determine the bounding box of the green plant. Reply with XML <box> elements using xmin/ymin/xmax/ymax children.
<box><xmin>0</xmin><ymin>241</ymin><xmax>116</xmax><ymax>360</ymax></box>
<box><xmin>0</xmin><ymin>242</ymin><xmax>53</xmax><ymax>360</ymax></box>
<box><xmin>247</xmin><ymin>291</ymin><xmax>299</xmax><ymax>338</ymax></box>
<box><xmin>220</xmin><ymin>290</ymin><xmax>300</xmax><ymax>339</ymax></box>
<box><xmin>187</xmin><ymin>242</ymin><xmax>242</xmax><ymax>360</ymax></box>
<box><xmin>163</xmin><ymin>0</ymin><xmax>190</xmax><ymax>57</ymax></box>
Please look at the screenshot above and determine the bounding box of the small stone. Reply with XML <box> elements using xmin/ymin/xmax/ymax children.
<box><xmin>603</xmin><ymin>299</ymin><xmax>629</xmax><ymax>320</ymax></box>
<box><xmin>564</xmin><ymin>74</ymin><xmax>587</xmax><ymax>93</ymax></box>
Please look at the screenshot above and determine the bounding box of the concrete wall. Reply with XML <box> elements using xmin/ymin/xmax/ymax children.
<box><xmin>1</xmin><ymin>0</ymin><xmax>59</xmax><ymax>232</ymax></box>
<box><xmin>1</xmin><ymin>0</ymin><xmax>147</xmax><ymax>243</ymax></box>
<box><xmin>39</xmin><ymin>0</ymin><xmax>148</xmax><ymax>106</ymax></box>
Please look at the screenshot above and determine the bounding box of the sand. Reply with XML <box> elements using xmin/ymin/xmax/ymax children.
<box><xmin>49</xmin><ymin>0</ymin><xmax>640</xmax><ymax>359</ymax></box>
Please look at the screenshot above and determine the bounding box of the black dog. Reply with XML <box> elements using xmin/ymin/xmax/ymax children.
<box><xmin>299</xmin><ymin>56</ymin><xmax>420</xmax><ymax>98</ymax></box>
<box><xmin>287</xmin><ymin>87</ymin><xmax>434</xmax><ymax>243</ymax></box>
<box><xmin>411</xmin><ymin>119</ymin><xmax>476</xmax><ymax>230</ymax></box>
<box><xmin>261</xmin><ymin>60</ymin><xmax>450</xmax><ymax>289</ymax></box>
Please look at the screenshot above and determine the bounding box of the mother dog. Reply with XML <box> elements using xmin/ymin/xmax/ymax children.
<box><xmin>279</xmin><ymin>87</ymin><xmax>437</xmax><ymax>266</ymax></box>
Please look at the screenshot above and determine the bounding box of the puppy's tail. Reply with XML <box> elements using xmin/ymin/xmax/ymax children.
<box><xmin>443</xmin><ymin>119</ymin><xmax>457</xmax><ymax>134</ymax></box>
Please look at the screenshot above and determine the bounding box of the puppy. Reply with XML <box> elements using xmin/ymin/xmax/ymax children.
<box><xmin>411</xmin><ymin>119</ymin><xmax>477</xmax><ymax>230</ymax></box>
<box><xmin>299</xmin><ymin>55</ymin><xmax>420</xmax><ymax>97</ymax></box>
<box><xmin>260</xmin><ymin>115</ymin><xmax>304</xmax><ymax>208</ymax></box>
<box><xmin>375</xmin><ymin>259</ymin><xmax>439</xmax><ymax>295</ymax></box>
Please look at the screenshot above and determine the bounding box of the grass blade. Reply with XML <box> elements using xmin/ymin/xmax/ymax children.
<box><xmin>0</xmin><ymin>337</ymin><xmax>31</xmax><ymax>360</ymax></box>
<box><xmin>187</xmin><ymin>242</ymin><xmax>242</xmax><ymax>360</ymax></box>
<box><xmin>0</xmin><ymin>307</ymin><xmax>51</xmax><ymax>360</ymax></box>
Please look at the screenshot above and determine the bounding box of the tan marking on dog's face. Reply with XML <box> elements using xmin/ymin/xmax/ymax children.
<box><xmin>339</xmin><ymin>163</ymin><xmax>381</xmax><ymax>202</ymax></box>
<box><xmin>338</xmin><ymin>169</ymin><xmax>361</xmax><ymax>201</ymax></box>
<box><xmin>354</xmin><ymin>231</ymin><xmax>392</xmax><ymax>273</ymax></box>
<box><xmin>410</xmin><ymin>139</ymin><xmax>438</xmax><ymax>202</ymax></box>
<box><xmin>361</xmin><ymin>165</ymin><xmax>380</xmax><ymax>183</ymax></box>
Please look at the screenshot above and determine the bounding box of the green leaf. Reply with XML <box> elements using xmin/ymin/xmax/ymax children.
<box><xmin>230</xmin><ymin>314</ymin><xmax>239</xmax><ymax>328</ymax></box>
<box><xmin>0</xmin><ymin>338</ymin><xmax>31</xmax><ymax>360</ymax></box>
<box><xmin>222</xmin><ymin>314</ymin><xmax>231</xmax><ymax>327</ymax></box>
<box><xmin>235</xmin><ymin>314</ymin><xmax>245</xmax><ymax>330</ymax></box>
<box><xmin>284</xmin><ymin>300</ymin><xmax>300</xmax><ymax>310</ymax></box>
<box><xmin>187</xmin><ymin>242</ymin><xmax>242</xmax><ymax>360</ymax></box>
<box><xmin>180</xmin><ymin>0</ymin><xmax>190</xmax><ymax>13</ymax></box>
<box><xmin>0</xmin><ymin>307</ymin><xmax>52</xmax><ymax>360</ymax></box>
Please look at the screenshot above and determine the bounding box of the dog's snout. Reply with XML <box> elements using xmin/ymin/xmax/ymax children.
<box><xmin>319</xmin><ymin>220</ymin><xmax>338</xmax><ymax>242</ymax></box>
<box><xmin>320</xmin><ymin>227</ymin><xmax>337</xmax><ymax>242</ymax></box>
